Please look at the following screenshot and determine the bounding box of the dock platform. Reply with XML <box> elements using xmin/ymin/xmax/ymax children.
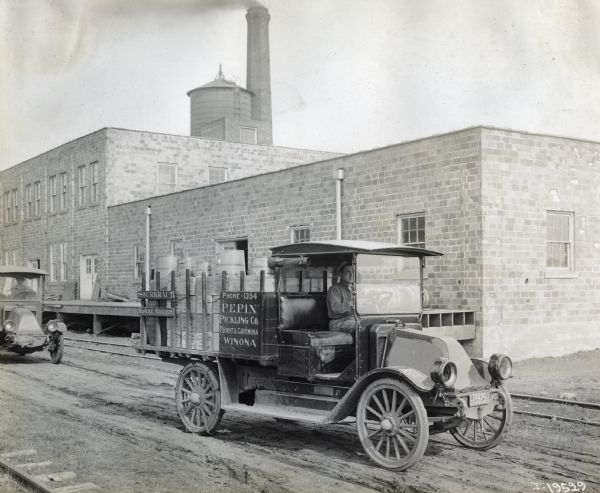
<box><xmin>44</xmin><ymin>300</ymin><xmax>140</xmax><ymax>334</ymax></box>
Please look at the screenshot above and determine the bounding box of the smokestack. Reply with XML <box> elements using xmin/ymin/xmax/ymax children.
<box><xmin>246</xmin><ymin>6</ymin><xmax>272</xmax><ymax>126</ymax></box>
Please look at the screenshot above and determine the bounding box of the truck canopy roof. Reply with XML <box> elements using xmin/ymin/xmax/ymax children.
<box><xmin>0</xmin><ymin>266</ymin><xmax>48</xmax><ymax>277</ymax></box>
<box><xmin>270</xmin><ymin>240</ymin><xmax>443</xmax><ymax>258</ymax></box>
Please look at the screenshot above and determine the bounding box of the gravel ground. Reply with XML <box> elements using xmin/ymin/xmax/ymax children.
<box><xmin>0</xmin><ymin>342</ymin><xmax>598</xmax><ymax>493</ymax></box>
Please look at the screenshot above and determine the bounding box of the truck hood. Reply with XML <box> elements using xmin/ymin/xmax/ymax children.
<box><xmin>3</xmin><ymin>306</ymin><xmax>44</xmax><ymax>336</ymax></box>
<box><xmin>386</xmin><ymin>328</ymin><xmax>488</xmax><ymax>391</ymax></box>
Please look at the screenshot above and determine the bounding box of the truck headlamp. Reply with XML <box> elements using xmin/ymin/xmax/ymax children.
<box><xmin>430</xmin><ymin>358</ymin><xmax>457</xmax><ymax>388</ymax></box>
<box><xmin>488</xmin><ymin>354</ymin><xmax>512</xmax><ymax>380</ymax></box>
<box><xmin>47</xmin><ymin>321</ymin><xmax>58</xmax><ymax>332</ymax></box>
<box><xmin>3</xmin><ymin>320</ymin><xmax>16</xmax><ymax>333</ymax></box>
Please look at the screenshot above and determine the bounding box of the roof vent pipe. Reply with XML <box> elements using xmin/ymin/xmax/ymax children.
<box><xmin>335</xmin><ymin>169</ymin><xmax>344</xmax><ymax>240</ymax></box>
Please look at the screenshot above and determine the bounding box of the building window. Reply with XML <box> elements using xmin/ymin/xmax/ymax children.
<box><xmin>170</xmin><ymin>239</ymin><xmax>183</xmax><ymax>257</ymax></box>
<box><xmin>78</xmin><ymin>165</ymin><xmax>87</xmax><ymax>206</ymax></box>
<box><xmin>546</xmin><ymin>211</ymin><xmax>574</xmax><ymax>270</ymax></box>
<box><xmin>60</xmin><ymin>172</ymin><xmax>68</xmax><ymax>210</ymax></box>
<box><xmin>90</xmin><ymin>162</ymin><xmax>99</xmax><ymax>203</ymax></box>
<box><xmin>28</xmin><ymin>259</ymin><xmax>41</xmax><ymax>269</ymax></box>
<box><xmin>133</xmin><ymin>245</ymin><xmax>145</xmax><ymax>280</ymax></box>
<box><xmin>60</xmin><ymin>243</ymin><xmax>68</xmax><ymax>281</ymax></box>
<box><xmin>3</xmin><ymin>191</ymin><xmax>10</xmax><ymax>224</ymax></box>
<box><xmin>208</xmin><ymin>166</ymin><xmax>228</xmax><ymax>185</ymax></box>
<box><xmin>240</xmin><ymin>126</ymin><xmax>258</xmax><ymax>145</ymax></box>
<box><xmin>398</xmin><ymin>213</ymin><xmax>426</xmax><ymax>248</ymax></box>
<box><xmin>49</xmin><ymin>175</ymin><xmax>57</xmax><ymax>213</ymax></box>
<box><xmin>49</xmin><ymin>243</ymin><xmax>68</xmax><ymax>281</ymax></box>
<box><xmin>4</xmin><ymin>250</ymin><xmax>17</xmax><ymax>265</ymax></box>
<box><xmin>291</xmin><ymin>225</ymin><xmax>311</xmax><ymax>244</ymax></box>
<box><xmin>25</xmin><ymin>184</ymin><xmax>32</xmax><ymax>219</ymax></box>
<box><xmin>11</xmin><ymin>189</ymin><xmax>18</xmax><ymax>222</ymax></box>
<box><xmin>157</xmin><ymin>163</ymin><xmax>178</xmax><ymax>194</ymax></box>
<box><xmin>34</xmin><ymin>182</ymin><xmax>41</xmax><ymax>216</ymax></box>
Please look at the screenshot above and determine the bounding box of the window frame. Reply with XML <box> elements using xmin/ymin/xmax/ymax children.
<box><xmin>239</xmin><ymin>126</ymin><xmax>258</xmax><ymax>145</ymax></box>
<box><xmin>3</xmin><ymin>191</ymin><xmax>11</xmax><ymax>224</ymax></box>
<box><xmin>25</xmin><ymin>184</ymin><xmax>32</xmax><ymax>219</ymax></box>
<box><xmin>77</xmin><ymin>165</ymin><xmax>87</xmax><ymax>206</ymax></box>
<box><xmin>545</xmin><ymin>210</ymin><xmax>575</xmax><ymax>277</ymax></box>
<box><xmin>397</xmin><ymin>212</ymin><xmax>426</xmax><ymax>248</ymax></box>
<box><xmin>90</xmin><ymin>162</ymin><xmax>99</xmax><ymax>203</ymax></box>
<box><xmin>156</xmin><ymin>163</ymin><xmax>178</xmax><ymax>195</ymax></box>
<box><xmin>133</xmin><ymin>245</ymin><xmax>145</xmax><ymax>280</ymax></box>
<box><xmin>11</xmin><ymin>189</ymin><xmax>18</xmax><ymax>222</ymax></box>
<box><xmin>60</xmin><ymin>172</ymin><xmax>68</xmax><ymax>210</ymax></box>
<box><xmin>49</xmin><ymin>175</ymin><xmax>57</xmax><ymax>213</ymax></box>
<box><xmin>34</xmin><ymin>181</ymin><xmax>41</xmax><ymax>216</ymax></box>
<box><xmin>290</xmin><ymin>225</ymin><xmax>311</xmax><ymax>244</ymax></box>
<box><xmin>208</xmin><ymin>166</ymin><xmax>228</xmax><ymax>185</ymax></box>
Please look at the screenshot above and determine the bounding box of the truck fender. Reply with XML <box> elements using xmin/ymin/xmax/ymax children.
<box><xmin>216</xmin><ymin>357</ymin><xmax>238</xmax><ymax>405</ymax></box>
<box><xmin>326</xmin><ymin>367</ymin><xmax>434</xmax><ymax>423</ymax></box>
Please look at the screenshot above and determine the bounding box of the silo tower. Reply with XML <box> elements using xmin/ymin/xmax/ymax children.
<box><xmin>187</xmin><ymin>66</ymin><xmax>253</xmax><ymax>140</ymax></box>
<box><xmin>187</xmin><ymin>6</ymin><xmax>273</xmax><ymax>146</ymax></box>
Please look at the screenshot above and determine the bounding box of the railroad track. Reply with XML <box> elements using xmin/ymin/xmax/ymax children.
<box><xmin>0</xmin><ymin>449</ymin><xmax>98</xmax><ymax>493</ymax></box>
<box><xmin>64</xmin><ymin>336</ymin><xmax>600</xmax><ymax>427</ymax></box>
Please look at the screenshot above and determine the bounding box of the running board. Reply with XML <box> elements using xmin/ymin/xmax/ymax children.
<box><xmin>222</xmin><ymin>389</ymin><xmax>346</xmax><ymax>424</ymax></box>
<box><xmin>222</xmin><ymin>403</ymin><xmax>331</xmax><ymax>424</ymax></box>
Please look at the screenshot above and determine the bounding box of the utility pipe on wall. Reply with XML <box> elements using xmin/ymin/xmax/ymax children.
<box><xmin>145</xmin><ymin>205</ymin><xmax>151</xmax><ymax>289</ymax></box>
<box><xmin>335</xmin><ymin>168</ymin><xmax>344</xmax><ymax>240</ymax></box>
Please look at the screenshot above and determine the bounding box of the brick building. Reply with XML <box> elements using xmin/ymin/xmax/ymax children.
<box><xmin>106</xmin><ymin>126</ymin><xmax>600</xmax><ymax>360</ymax></box>
<box><xmin>0</xmin><ymin>127</ymin><xmax>340</xmax><ymax>298</ymax></box>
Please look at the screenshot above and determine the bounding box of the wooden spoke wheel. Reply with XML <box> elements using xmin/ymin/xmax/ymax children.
<box><xmin>356</xmin><ymin>378</ymin><xmax>429</xmax><ymax>471</ymax></box>
<box><xmin>449</xmin><ymin>385</ymin><xmax>513</xmax><ymax>450</ymax></box>
<box><xmin>175</xmin><ymin>362</ymin><xmax>222</xmax><ymax>435</ymax></box>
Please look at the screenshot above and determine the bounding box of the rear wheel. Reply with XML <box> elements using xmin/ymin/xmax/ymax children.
<box><xmin>449</xmin><ymin>385</ymin><xmax>513</xmax><ymax>450</ymax></box>
<box><xmin>49</xmin><ymin>333</ymin><xmax>64</xmax><ymax>364</ymax></box>
<box><xmin>356</xmin><ymin>378</ymin><xmax>429</xmax><ymax>471</ymax></box>
<box><xmin>175</xmin><ymin>362</ymin><xmax>222</xmax><ymax>434</ymax></box>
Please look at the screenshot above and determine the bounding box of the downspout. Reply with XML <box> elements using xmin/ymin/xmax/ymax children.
<box><xmin>335</xmin><ymin>168</ymin><xmax>344</xmax><ymax>240</ymax></box>
<box><xmin>145</xmin><ymin>206</ymin><xmax>151</xmax><ymax>289</ymax></box>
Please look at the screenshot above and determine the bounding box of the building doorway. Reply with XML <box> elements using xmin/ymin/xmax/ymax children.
<box><xmin>79</xmin><ymin>255</ymin><xmax>98</xmax><ymax>300</ymax></box>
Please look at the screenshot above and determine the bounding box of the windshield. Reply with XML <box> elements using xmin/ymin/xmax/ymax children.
<box><xmin>355</xmin><ymin>254</ymin><xmax>421</xmax><ymax>315</ymax></box>
<box><xmin>0</xmin><ymin>274</ymin><xmax>42</xmax><ymax>301</ymax></box>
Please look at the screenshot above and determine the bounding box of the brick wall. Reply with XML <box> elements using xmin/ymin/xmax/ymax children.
<box><xmin>481</xmin><ymin>128</ymin><xmax>600</xmax><ymax>359</ymax></box>
<box><xmin>104</xmin><ymin>128</ymin><xmax>341</xmax><ymax>207</ymax></box>
<box><xmin>0</xmin><ymin>130</ymin><xmax>107</xmax><ymax>298</ymax></box>
<box><xmin>107</xmin><ymin>128</ymin><xmax>483</xmax><ymax>350</ymax></box>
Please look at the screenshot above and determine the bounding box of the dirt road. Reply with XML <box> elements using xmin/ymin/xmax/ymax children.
<box><xmin>0</xmin><ymin>347</ymin><xmax>598</xmax><ymax>493</ymax></box>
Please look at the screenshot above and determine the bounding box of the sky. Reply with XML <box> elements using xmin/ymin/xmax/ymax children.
<box><xmin>1</xmin><ymin>0</ymin><xmax>599</xmax><ymax>171</ymax></box>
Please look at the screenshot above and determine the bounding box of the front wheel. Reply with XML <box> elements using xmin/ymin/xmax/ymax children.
<box><xmin>49</xmin><ymin>333</ymin><xmax>64</xmax><ymax>364</ymax></box>
<box><xmin>449</xmin><ymin>385</ymin><xmax>513</xmax><ymax>450</ymax></box>
<box><xmin>175</xmin><ymin>362</ymin><xmax>222</xmax><ymax>434</ymax></box>
<box><xmin>356</xmin><ymin>378</ymin><xmax>429</xmax><ymax>471</ymax></box>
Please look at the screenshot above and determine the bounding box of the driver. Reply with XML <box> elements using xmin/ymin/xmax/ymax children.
<box><xmin>10</xmin><ymin>277</ymin><xmax>36</xmax><ymax>298</ymax></box>
<box><xmin>326</xmin><ymin>264</ymin><xmax>359</xmax><ymax>334</ymax></box>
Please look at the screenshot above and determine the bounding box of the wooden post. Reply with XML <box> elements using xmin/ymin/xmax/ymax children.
<box><xmin>140</xmin><ymin>275</ymin><xmax>147</xmax><ymax>346</ymax></box>
<box><xmin>259</xmin><ymin>270</ymin><xmax>265</xmax><ymax>293</ymax></box>
<box><xmin>221</xmin><ymin>271</ymin><xmax>227</xmax><ymax>292</ymax></box>
<box><xmin>322</xmin><ymin>270</ymin><xmax>328</xmax><ymax>292</ymax></box>
<box><xmin>298</xmin><ymin>271</ymin><xmax>304</xmax><ymax>292</ymax></box>
<box><xmin>170</xmin><ymin>269</ymin><xmax>176</xmax><ymax>349</ymax></box>
<box><xmin>186</xmin><ymin>269</ymin><xmax>191</xmax><ymax>350</ymax></box>
<box><xmin>202</xmin><ymin>272</ymin><xmax>207</xmax><ymax>351</ymax></box>
<box><xmin>274</xmin><ymin>271</ymin><xmax>280</xmax><ymax>293</ymax></box>
<box><xmin>155</xmin><ymin>271</ymin><xmax>161</xmax><ymax>349</ymax></box>
<box><xmin>240</xmin><ymin>270</ymin><xmax>245</xmax><ymax>291</ymax></box>
<box><xmin>93</xmin><ymin>314</ymin><xmax>102</xmax><ymax>335</ymax></box>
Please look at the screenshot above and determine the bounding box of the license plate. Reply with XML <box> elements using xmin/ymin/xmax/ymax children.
<box><xmin>14</xmin><ymin>335</ymin><xmax>33</xmax><ymax>344</ymax></box>
<box><xmin>469</xmin><ymin>391</ymin><xmax>489</xmax><ymax>407</ymax></box>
